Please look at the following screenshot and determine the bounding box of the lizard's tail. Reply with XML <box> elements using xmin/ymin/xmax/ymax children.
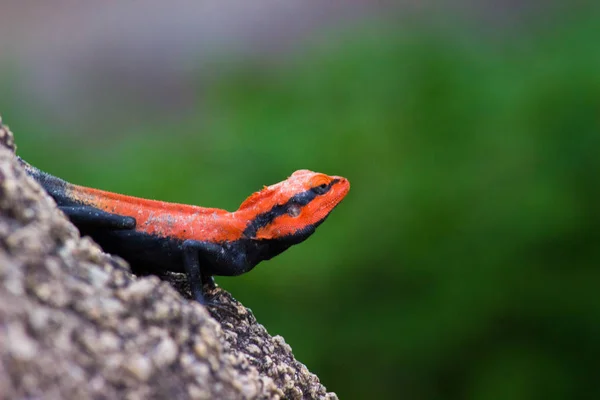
<box><xmin>17</xmin><ymin>157</ymin><xmax>74</xmax><ymax>206</ymax></box>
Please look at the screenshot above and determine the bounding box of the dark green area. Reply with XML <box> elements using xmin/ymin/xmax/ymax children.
<box><xmin>5</xmin><ymin>9</ymin><xmax>600</xmax><ymax>400</ymax></box>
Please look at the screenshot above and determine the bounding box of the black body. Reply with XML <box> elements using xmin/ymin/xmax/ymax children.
<box><xmin>61</xmin><ymin>211</ymin><xmax>307</xmax><ymax>304</ymax></box>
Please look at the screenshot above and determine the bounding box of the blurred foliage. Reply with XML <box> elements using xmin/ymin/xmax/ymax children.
<box><xmin>4</xmin><ymin>8</ymin><xmax>600</xmax><ymax>400</ymax></box>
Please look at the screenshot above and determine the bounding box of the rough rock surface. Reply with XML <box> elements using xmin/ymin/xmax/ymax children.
<box><xmin>0</xmin><ymin>118</ymin><xmax>338</xmax><ymax>400</ymax></box>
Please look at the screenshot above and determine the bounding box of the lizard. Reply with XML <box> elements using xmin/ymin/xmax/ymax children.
<box><xmin>18</xmin><ymin>157</ymin><xmax>350</xmax><ymax>305</ymax></box>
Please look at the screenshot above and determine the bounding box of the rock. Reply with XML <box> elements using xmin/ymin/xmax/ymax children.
<box><xmin>0</xmin><ymin>117</ymin><xmax>337</xmax><ymax>399</ymax></box>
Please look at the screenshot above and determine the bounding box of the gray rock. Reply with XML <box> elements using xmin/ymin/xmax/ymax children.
<box><xmin>0</xmin><ymin>117</ymin><xmax>337</xmax><ymax>400</ymax></box>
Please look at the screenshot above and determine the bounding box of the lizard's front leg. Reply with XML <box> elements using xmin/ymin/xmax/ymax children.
<box><xmin>59</xmin><ymin>205</ymin><xmax>136</xmax><ymax>229</ymax></box>
<box><xmin>182</xmin><ymin>240</ymin><xmax>224</xmax><ymax>304</ymax></box>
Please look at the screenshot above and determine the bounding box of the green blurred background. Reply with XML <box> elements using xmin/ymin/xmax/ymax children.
<box><xmin>2</xmin><ymin>2</ymin><xmax>599</xmax><ymax>399</ymax></box>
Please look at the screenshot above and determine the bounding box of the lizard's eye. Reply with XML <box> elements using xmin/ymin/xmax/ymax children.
<box><xmin>311</xmin><ymin>183</ymin><xmax>329</xmax><ymax>195</ymax></box>
<box><xmin>288</xmin><ymin>204</ymin><xmax>301</xmax><ymax>217</ymax></box>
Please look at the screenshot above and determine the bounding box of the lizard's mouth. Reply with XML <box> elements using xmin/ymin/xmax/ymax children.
<box><xmin>318</xmin><ymin>176</ymin><xmax>350</xmax><ymax>214</ymax></box>
<box><xmin>298</xmin><ymin>175</ymin><xmax>349</xmax><ymax>233</ymax></box>
<box><xmin>331</xmin><ymin>176</ymin><xmax>350</xmax><ymax>204</ymax></box>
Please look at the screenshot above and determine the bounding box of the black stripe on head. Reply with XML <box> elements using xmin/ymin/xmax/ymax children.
<box><xmin>243</xmin><ymin>179</ymin><xmax>339</xmax><ymax>238</ymax></box>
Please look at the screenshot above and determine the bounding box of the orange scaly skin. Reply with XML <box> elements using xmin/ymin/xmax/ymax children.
<box><xmin>20</xmin><ymin>158</ymin><xmax>350</xmax><ymax>305</ymax></box>
<box><xmin>67</xmin><ymin>170</ymin><xmax>349</xmax><ymax>243</ymax></box>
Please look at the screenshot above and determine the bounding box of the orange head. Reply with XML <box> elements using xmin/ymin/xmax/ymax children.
<box><xmin>237</xmin><ymin>170</ymin><xmax>350</xmax><ymax>241</ymax></box>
